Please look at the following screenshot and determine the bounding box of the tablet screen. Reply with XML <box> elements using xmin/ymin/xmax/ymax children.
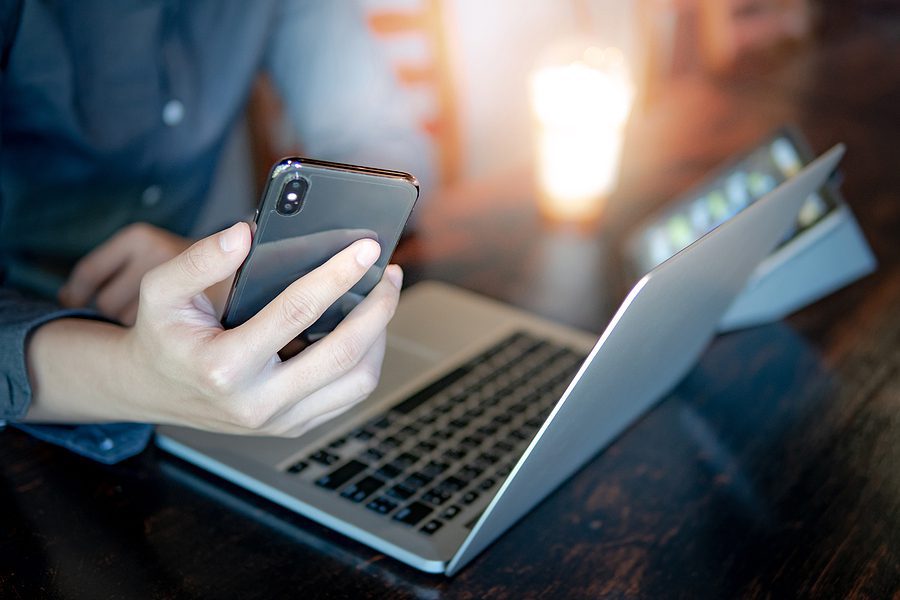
<box><xmin>629</xmin><ymin>130</ymin><xmax>838</xmax><ymax>274</ymax></box>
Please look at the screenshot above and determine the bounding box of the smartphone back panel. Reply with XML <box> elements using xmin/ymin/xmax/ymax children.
<box><xmin>222</xmin><ymin>158</ymin><xmax>418</xmax><ymax>335</ymax></box>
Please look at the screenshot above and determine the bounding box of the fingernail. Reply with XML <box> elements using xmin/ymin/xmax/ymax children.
<box><xmin>355</xmin><ymin>239</ymin><xmax>381</xmax><ymax>267</ymax></box>
<box><xmin>386</xmin><ymin>265</ymin><xmax>403</xmax><ymax>289</ymax></box>
<box><xmin>219</xmin><ymin>222</ymin><xmax>244</xmax><ymax>252</ymax></box>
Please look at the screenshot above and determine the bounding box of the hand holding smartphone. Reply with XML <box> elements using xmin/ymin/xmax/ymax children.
<box><xmin>222</xmin><ymin>158</ymin><xmax>418</xmax><ymax>342</ymax></box>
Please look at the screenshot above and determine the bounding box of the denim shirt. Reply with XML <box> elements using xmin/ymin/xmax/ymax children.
<box><xmin>0</xmin><ymin>0</ymin><xmax>432</xmax><ymax>463</ymax></box>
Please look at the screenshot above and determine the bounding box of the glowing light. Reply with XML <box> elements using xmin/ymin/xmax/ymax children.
<box><xmin>530</xmin><ymin>44</ymin><xmax>634</xmax><ymax>222</ymax></box>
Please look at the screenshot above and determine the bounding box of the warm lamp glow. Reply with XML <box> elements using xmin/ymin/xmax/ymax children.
<box><xmin>530</xmin><ymin>45</ymin><xmax>634</xmax><ymax>222</ymax></box>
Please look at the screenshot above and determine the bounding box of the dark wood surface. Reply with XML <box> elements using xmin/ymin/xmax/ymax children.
<box><xmin>2</xmin><ymin>3</ymin><xmax>899</xmax><ymax>598</ymax></box>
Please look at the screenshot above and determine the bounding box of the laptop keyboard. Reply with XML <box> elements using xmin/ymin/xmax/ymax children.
<box><xmin>283</xmin><ymin>332</ymin><xmax>586</xmax><ymax>537</ymax></box>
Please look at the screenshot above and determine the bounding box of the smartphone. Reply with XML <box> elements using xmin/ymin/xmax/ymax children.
<box><xmin>221</xmin><ymin>157</ymin><xmax>418</xmax><ymax>341</ymax></box>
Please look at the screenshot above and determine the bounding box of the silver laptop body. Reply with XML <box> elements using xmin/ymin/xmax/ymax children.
<box><xmin>157</xmin><ymin>145</ymin><xmax>844</xmax><ymax>575</ymax></box>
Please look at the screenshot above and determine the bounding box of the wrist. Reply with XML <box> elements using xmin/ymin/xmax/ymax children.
<box><xmin>25</xmin><ymin>317</ymin><xmax>136</xmax><ymax>423</ymax></box>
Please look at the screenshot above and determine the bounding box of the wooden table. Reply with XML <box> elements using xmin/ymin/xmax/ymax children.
<box><xmin>2</xmin><ymin>3</ymin><xmax>898</xmax><ymax>598</ymax></box>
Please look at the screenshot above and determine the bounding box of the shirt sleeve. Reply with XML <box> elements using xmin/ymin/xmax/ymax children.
<box><xmin>263</xmin><ymin>1</ymin><xmax>436</xmax><ymax>204</ymax></box>
<box><xmin>0</xmin><ymin>5</ymin><xmax>152</xmax><ymax>463</ymax></box>
<box><xmin>0</xmin><ymin>287</ymin><xmax>154</xmax><ymax>463</ymax></box>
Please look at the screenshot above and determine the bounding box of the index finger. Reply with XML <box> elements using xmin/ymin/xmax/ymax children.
<box><xmin>220</xmin><ymin>238</ymin><xmax>381</xmax><ymax>366</ymax></box>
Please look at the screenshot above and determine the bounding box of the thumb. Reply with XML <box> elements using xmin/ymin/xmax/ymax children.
<box><xmin>141</xmin><ymin>222</ymin><xmax>250</xmax><ymax>312</ymax></box>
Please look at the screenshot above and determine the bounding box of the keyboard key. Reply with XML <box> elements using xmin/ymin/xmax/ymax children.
<box><xmin>414</xmin><ymin>440</ymin><xmax>437</xmax><ymax>453</ymax></box>
<box><xmin>460</xmin><ymin>436</ymin><xmax>482</xmax><ymax>450</ymax></box>
<box><xmin>517</xmin><ymin>391</ymin><xmax>538</xmax><ymax>406</ymax></box>
<box><xmin>443</xmin><ymin>448</ymin><xmax>467</xmax><ymax>462</ymax></box>
<box><xmin>398</xmin><ymin>425</ymin><xmax>420</xmax><ymax>438</ymax></box>
<box><xmin>476</xmin><ymin>425</ymin><xmax>498</xmax><ymax>437</ymax></box>
<box><xmin>376</xmin><ymin>463</ymin><xmax>402</xmax><ymax>480</ymax></box>
<box><xmin>458</xmin><ymin>465</ymin><xmax>483</xmax><ymax>482</ymax></box>
<box><xmin>380</xmin><ymin>436</ymin><xmax>401</xmax><ymax>450</ymax></box>
<box><xmin>386</xmin><ymin>484</ymin><xmax>415</xmax><ymax>501</ymax></box>
<box><xmin>439</xmin><ymin>476</ymin><xmax>466</xmax><ymax>493</ymax></box>
<box><xmin>393</xmin><ymin>452</ymin><xmax>419</xmax><ymax>469</ymax></box>
<box><xmin>359</xmin><ymin>448</ymin><xmax>384</xmax><ymax>463</ymax></box>
<box><xmin>478</xmin><ymin>477</ymin><xmax>497</xmax><ymax>491</ymax></box>
<box><xmin>352</xmin><ymin>428</ymin><xmax>375</xmax><ymax>441</ymax></box>
<box><xmin>315</xmin><ymin>460</ymin><xmax>366</xmax><ymax>490</ymax></box>
<box><xmin>370</xmin><ymin>415</ymin><xmax>393</xmax><ymax>429</ymax></box>
<box><xmin>509</xmin><ymin>402</ymin><xmax>528</xmax><ymax>414</ymax></box>
<box><xmin>420</xmin><ymin>519</ymin><xmax>444</xmax><ymax>535</ymax></box>
<box><xmin>393</xmin><ymin>501</ymin><xmax>433</xmax><ymax>526</ymax></box>
<box><xmin>328</xmin><ymin>437</ymin><xmax>347</xmax><ymax>449</ymax></box>
<box><xmin>404</xmin><ymin>472</ymin><xmax>433</xmax><ymax>490</ymax></box>
<box><xmin>286</xmin><ymin>460</ymin><xmax>308</xmax><ymax>474</ymax></box>
<box><xmin>341</xmin><ymin>476</ymin><xmax>386</xmax><ymax>503</ymax></box>
<box><xmin>461</xmin><ymin>490</ymin><xmax>480</xmax><ymax>505</ymax></box>
<box><xmin>421</xmin><ymin>488</ymin><xmax>451</xmax><ymax>506</ymax></box>
<box><xmin>494</xmin><ymin>440</ymin><xmax>514</xmax><ymax>453</ymax></box>
<box><xmin>366</xmin><ymin>496</ymin><xmax>399</xmax><ymax>515</ymax></box>
<box><xmin>449</xmin><ymin>417</ymin><xmax>470</xmax><ymax>430</ymax></box>
<box><xmin>497</xmin><ymin>462</ymin><xmax>514</xmax><ymax>477</ymax></box>
<box><xmin>417</xmin><ymin>413</ymin><xmax>438</xmax><ymax>426</ymax></box>
<box><xmin>525</xmin><ymin>417</ymin><xmax>544</xmax><ymax>429</ymax></box>
<box><xmin>309</xmin><ymin>450</ymin><xmax>340</xmax><ymax>466</ymax></box>
<box><xmin>512</xmin><ymin>427</ymin><xmax>532</xmax><ymax>440</ymax></box>
<box><xmin>392</xmin><ymin>366</ymin><xmax>473</xmax><ymax>416</ymax></box>
<box><xmin>421</xmin><ymin>461</ymin><xmax>449</xmax><ymax>478</ymax></box>
<box><xmin>477</xmin><ymin>452</ymin><xmax>500</xmax><ymax>465</ymax></box>
<box><xmin>433</xmin><ymin>429</ymin><xmax>454</xmax><ymax>441</ymax></box>
<box><xmin>473</xmin><ymin>454</ymin><xmax>498</xmax><ymax>470</ymax></box>
<box><xmin>441</xmin><ymin>505</ymin><xmax>462</xmax><ymax>520</ymax></box>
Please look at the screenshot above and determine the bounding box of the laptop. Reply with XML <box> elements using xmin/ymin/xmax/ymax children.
<box><xmin>157</xmin><ymin>144</ymin><xmax>845</xmax><ymax>575</ymax></box>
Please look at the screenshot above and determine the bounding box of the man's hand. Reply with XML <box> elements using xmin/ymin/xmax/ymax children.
<box><xmin>59</xmin><ymin>223</ymin><xmax>193</xmax><ymax>325</ymax></box>
<box><xmin>27</xmin><ymin>222</ymin><xmax>403</xmax><ymax>437</ymax></box>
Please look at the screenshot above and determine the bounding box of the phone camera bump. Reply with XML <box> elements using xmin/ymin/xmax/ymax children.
<box><xmin>277</xmin><ymin>177</ymin><xmax>309</xmax><ymax>215</ymax></box>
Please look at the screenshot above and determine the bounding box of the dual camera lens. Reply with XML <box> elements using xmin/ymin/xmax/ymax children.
<box><xmin>277</xmin><ymin>178</ymin><xmax>309</xmax><ymax>215</ymax></box>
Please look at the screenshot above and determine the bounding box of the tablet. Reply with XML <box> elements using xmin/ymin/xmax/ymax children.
<box><xmin>626</xmin><ymin>126</ymin><xmax>841</xmax><ymax>276</ymax></box>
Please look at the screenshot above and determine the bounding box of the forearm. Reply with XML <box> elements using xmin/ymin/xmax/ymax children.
<box><xmin>23</xmin><ymin>318</ymin><xmax>138</xmax><ymax>424</ymax></box>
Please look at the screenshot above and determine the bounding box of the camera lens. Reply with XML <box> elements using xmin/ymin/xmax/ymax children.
<box><xmin>277</xmin><ymin>177</ymin><xmax>308</xmax><ymax>215</ymax></box>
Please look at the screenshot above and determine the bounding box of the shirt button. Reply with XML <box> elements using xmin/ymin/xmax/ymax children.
<box><xmin>162</xmin><ymin>99</ymin><xmax>185</xmax><ymax>126</ymax></box>
<box><xmin>142</xmin><ymin>185</ymin><xmax>162</xmax><ymax>207</ymax></box>
<box><xmin>99</xmin><ymin>438</ymin><xmax>115</xmax><ymax>451</ymax></box>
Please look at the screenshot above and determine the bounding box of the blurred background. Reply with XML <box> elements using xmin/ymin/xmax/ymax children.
<box><xmin>201</xmin><ymin>0</ymin><xmax>879</xmax><ymax>234</ymax></box>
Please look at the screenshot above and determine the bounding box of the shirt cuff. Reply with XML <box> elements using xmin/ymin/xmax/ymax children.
<box><xmin>1</xmin><ymin>301</ymin><xmax>107</xmax><ymax>420</ymax></box>
<box><xmin>0</xmin><ymin>288</ymin><xmax>151</xmax><ymax>463</ymax></box>
<box><xmin>12</xmin><ymin>422</ymin><xmax>154</xmax><ymax>464</ymax></box>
